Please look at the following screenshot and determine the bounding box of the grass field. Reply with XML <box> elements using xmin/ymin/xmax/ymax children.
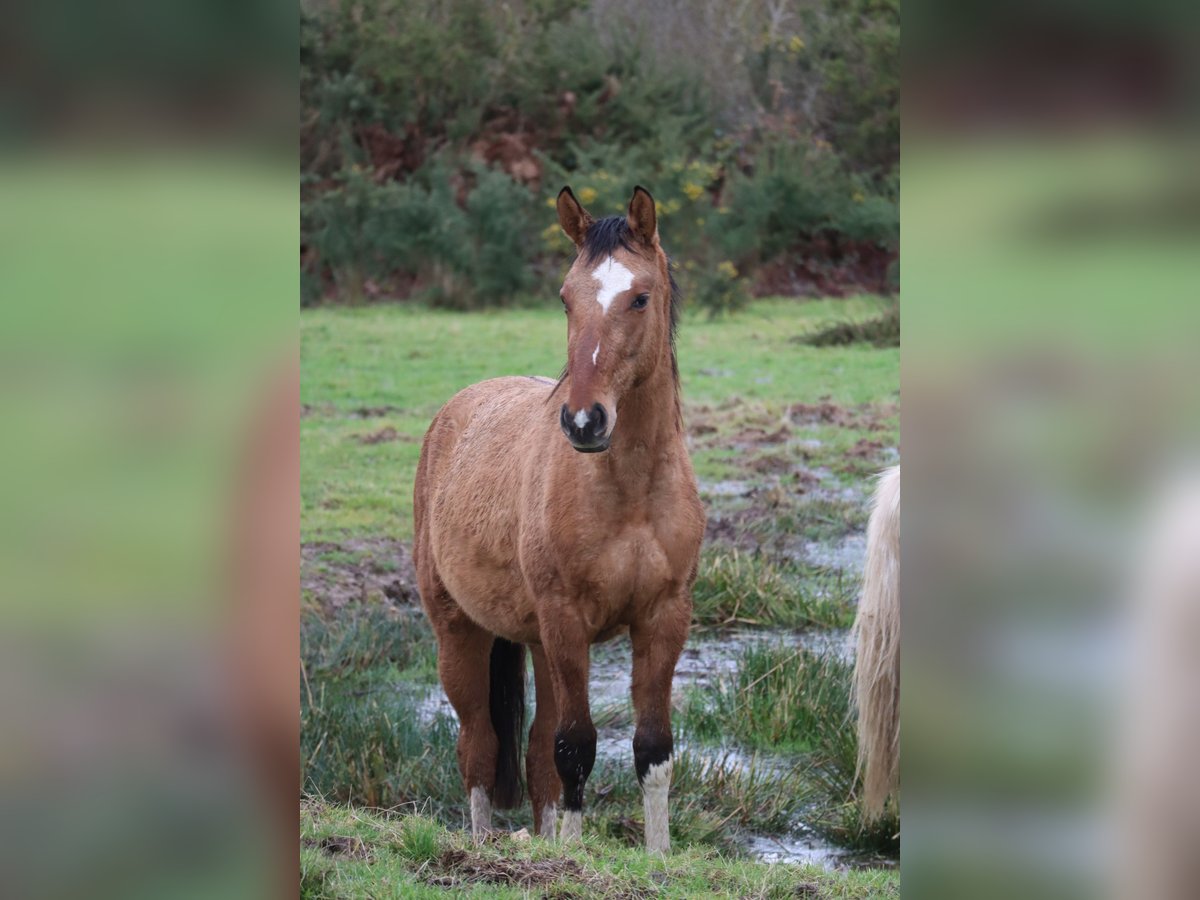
<box><xmin>302</xmin><ymin>801</ymin><xmax>899</xmax><ymax>899</ymax></box>
<box><xmin>301</xmin><ymin>296</ymin><xmax>896</xmax><ymax>543</ymax></box>
<box><xmin>301</xmin><ymin>295</ymin><xmax>899</xmax><ymax>895</ymax></box>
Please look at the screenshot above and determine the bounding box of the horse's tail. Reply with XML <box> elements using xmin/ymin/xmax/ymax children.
<box><xmin>489</xmin><ymin>637</ymin><xmax>527</xmax><ymax>809</ymax></box>
<box><xmin>853</xmin><ymin>465</ymin><xmax>901</xmax><ymax>821</ymax></box>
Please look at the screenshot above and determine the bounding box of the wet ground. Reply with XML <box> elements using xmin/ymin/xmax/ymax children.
<box><xmin>410</xmin><ymin>626</ymin><xmax>861</xmax><ymax>869</ymax></box>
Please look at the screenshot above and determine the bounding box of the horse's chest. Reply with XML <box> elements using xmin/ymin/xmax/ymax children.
<box><xmin>579</xmin><ymin>522</ymin><xmax>675</xmax><ymax>610</ymax></box>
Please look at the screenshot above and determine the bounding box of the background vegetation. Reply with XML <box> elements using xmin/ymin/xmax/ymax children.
<box><xmin>300</xmin><ymin>0</ymin><xmax>899</xmax><ymax>313</ymax></box>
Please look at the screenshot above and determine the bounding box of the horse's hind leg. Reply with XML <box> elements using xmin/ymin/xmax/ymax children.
<box><xmin>526</xmin><ymin>645</ymin><xmax>561</xmax><ymax>839</ymax></box>
<box><xmin>427</xmin><ymin>590</ymin><xmax>499</xmax><ymax>841</ymax></box>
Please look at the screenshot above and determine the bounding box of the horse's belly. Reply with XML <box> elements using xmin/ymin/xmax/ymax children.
<box><xmin>429</xmin><ymin>518</ymin><xmax>541</xmax><ymax>643</ymax></box>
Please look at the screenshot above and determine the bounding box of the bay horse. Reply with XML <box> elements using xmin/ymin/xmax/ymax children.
<box><xmin>413</xmin><ymin>186</ymin><xmax>705</xmax><ymax>853</ymax></box>
<box><xmin>853</xmin><ymin>465</ymin><xmax>900</xmax><ymax>819</ymax></box>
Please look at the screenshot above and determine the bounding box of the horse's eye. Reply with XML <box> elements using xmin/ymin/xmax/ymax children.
<box><xmin>631</xmin><ymin>293</ymin><xmax>650</xmax><ymax>310</ymax></box>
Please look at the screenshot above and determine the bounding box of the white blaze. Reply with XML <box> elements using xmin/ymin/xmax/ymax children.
<box><xmin>592</xmin><ymin>341</ymin><xmax>600</xmax><ymax>366</ymax></box>
<box><xmin>573</xmin><ymin>409</ymin><xmax>589</xmax><ymax>429</ymax></box>
<box><xmin>591</xmin><ymin>256</ymin><xmax>633</xmax><ymax>314</ymax></box>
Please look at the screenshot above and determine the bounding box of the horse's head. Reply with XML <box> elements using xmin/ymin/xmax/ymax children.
<box><xmin>554</xmin><ymin>185</ymin><xmax>673</xmax><ymax>453</ymax></box>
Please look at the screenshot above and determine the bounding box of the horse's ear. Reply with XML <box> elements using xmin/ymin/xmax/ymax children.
<box><xmin>557</xmin><ymin>186</ymin><xmax>593</xmax><ymax>248</ymax></box>
<box><xmin>626</xmin><ymin>185</ymin><xmax>658</xmax><ymax>245</ymax></box>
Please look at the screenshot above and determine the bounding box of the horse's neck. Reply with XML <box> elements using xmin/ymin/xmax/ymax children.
<box><xmin>599</xmin><ymin>359</ymin><xmax>683</xmax><ymax>486</ymax></box>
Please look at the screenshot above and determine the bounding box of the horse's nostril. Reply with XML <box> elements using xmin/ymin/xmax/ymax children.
<box><xmin>591</xmin><ymin>403</ymin><xmax>606</xmax><ymax>435</ymax></box>
<box><xmin>559</xmin><ymin>404</ymin><xmax>572</xmax><ymax>433</ymax></box>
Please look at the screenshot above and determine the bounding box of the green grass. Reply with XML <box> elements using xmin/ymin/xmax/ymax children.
<box><xmin>301</xmin><ymin>800</ymin><xmax>900</xmax><ymax>899</ymax></box>
<box><xmin>300</xmin><ymin>295</ymin><xmax>901</xmax><ymax>879</ymax></box>
<box><xmin>302</xmin><ymin>637</ymin><xmax>822</xmax><ymax>846</ymax></box>
<box><xmin>680</xmin><ymin>645</ymin><xmax>899</xmax><ymax>855</ymax></box>
<box><xmin>691</xmin><ymin>550</ymin><xmax>855</xmax><ymax>630</ymax></box>
<box><xmin>301</xmin><ymin>296</ymin><xmax>898</xmax><ymax>544</ymax></box>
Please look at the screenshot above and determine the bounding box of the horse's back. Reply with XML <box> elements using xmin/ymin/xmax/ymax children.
<box><xmin>416</xmin><ymin>375</ymin><xmax>555</xmax><ymax>489</ymax></box>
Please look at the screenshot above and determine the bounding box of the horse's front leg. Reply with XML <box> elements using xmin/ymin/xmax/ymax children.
<box><xmin>540</xmin><ymin>615</ymin><xmax>595</xmax><ymax>843</ymax></box>
<box><xmin>630</xmin><ymin>590</ymin><xmax>691</xmax><ymax>854</ymax></box>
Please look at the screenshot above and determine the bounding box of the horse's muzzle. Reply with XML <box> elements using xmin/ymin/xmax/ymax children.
<box><xmin>560</xmin><ymin>402</ymin><xmax>610</xmax><ymax>453</ymax></box>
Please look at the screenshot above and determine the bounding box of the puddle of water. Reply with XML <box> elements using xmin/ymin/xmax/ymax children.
<box><xmin>737</xmin><ymin>829</ymin><xmax>845</xmax><ymax>867</ymax></box>
<box><xmin>801</xmin><ymin>532</ymin><xmax>868</xmax><ymax>574</ymax></box>
<box><xmin>698</xmin><ymin>479</ymin><xmax>754</xmax><ymax>497</ymax></box>
<box><xmin>589</xmin><ymin>629</ymin><xmax>852</xmax><ymax>711</ymax></box>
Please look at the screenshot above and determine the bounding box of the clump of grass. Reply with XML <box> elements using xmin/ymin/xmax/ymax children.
<box><xmin>681</xmin><ymin>644</ymin><xmax>847</xmax><ymax>754</ymax></box>
<box><xmin>302</xmin><ymin>599</ymin><xmax>437</xmax><ymax>681</ymax></box>
<box><xmin>299</xmin><ymin>845</ymin><xmax>336</xmax><ymax>900</ymax></box>
<box><xmin>680</xmin><ymin>644</ymin><xmax>899</xmax><ymax>856</ymax></box>
<box><xmin>692</xmin><ymin>549</ymin><xmax>854</xmax><ymax>630</ymax></box>
<box><xmin>302</xmin><ymin>673</ymin><xmax>463</xmax><ymax>812</ymax></box>
<box><xmin>397</xmin><ymin>816</ymin><xmax>443</xmax><ymax>864</ymax></box>
<box><xmin>795</xmin><ymin>303</ymin><xmax>899</xmax><ymax>348</ymax></box>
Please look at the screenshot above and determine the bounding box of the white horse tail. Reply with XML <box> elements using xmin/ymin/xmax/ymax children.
<box><xmin>853</xmin><ymin>465</ymin><xmax>900</xmax><ymax>820</ymax></box>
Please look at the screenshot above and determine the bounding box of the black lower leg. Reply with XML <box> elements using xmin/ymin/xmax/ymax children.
<box><xmin>554</xmin><ymin>722</ymin><xmax>597</xmax><ymax>811</ymax></box>
<box><xmin>633</xmin><ymin>725</ymin><xmax>672</xmax><ymax>785</ymax></box>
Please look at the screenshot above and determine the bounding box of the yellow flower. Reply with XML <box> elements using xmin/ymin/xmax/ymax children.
<box><xmin>717</xmin><ymin>260</ymin><xmax>738</xmax><ymax>279</ymax></box>
<box><xmin>546</xmin><ymin>196</ymin><xmax>558</xmax><ymax>208</ymax></box>
<box><xmin>541</xmin><ymin>223</ymin><xmax>563</xmax><ymax>242</ymax></box>
<box><xmin>788</xmin><ymin>35</ymin><xmax>805</xmax><ymax>53</ymax></box>
<box><xmin>682</xmin><ymin>181</ymin><xmax>705</xmax><ymax>201</ymax></box>
<box><xmin>852</xmin><ymin>191</ymin><xmax>865</xmax><ymax>203</ymax></box>
<box><xmin>578</xmin><ymin>187</ymin><xmax>598</xmax><ymax>205</ymax></box>
<box><xmin>696</xmin><ymin>217</ymin><xmax>705</xmax><ymax>226</ymax></box>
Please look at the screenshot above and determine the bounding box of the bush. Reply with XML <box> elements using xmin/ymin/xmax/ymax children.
<box><xmin>303</xmin><ymin>161</ymin><xmax>538</xmax><ymax>306</ymax></box>
<box><xmin>718</xmin><ymin>143</ymin><xmax>897</xmax><ymax>267</ymax></box>
<box><xmin>796</xmin><ymin>301</ymin><xmax>900</xmax><ymax>348</ymax></box>
<box><xmin>299</xmin><ymin>0</ymin><xmax>900</xmax><ymax>307</ymax></box>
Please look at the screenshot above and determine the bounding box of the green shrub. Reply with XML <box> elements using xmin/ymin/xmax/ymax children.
<box><xmin>797</xmin><ymin>0</ymin><xmax>900</xmax><ymax>180</ymax></box>
<box><xmin>303</xmin><ymin>161</ymin><xmax>538</xmax><ymax>306</ymax></box>
<box><xmin>796</xmin><ymin>301</ymin><xmax>900</xmax><ymax>348</ymax></box>
<box><xmin>299</xmin><ymin>0</ymin><xmax>900</xmax><ymax>307</ymax></box>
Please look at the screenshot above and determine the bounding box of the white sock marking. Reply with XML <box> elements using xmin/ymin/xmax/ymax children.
<box><xmin>591</xmin><ymin>257</ymin><xmax>633</xmax><ymax>314</ymax></box>
<box><xmin>573</xmin><ymin>409</ymin><xmax>589</xmax><ymax>429</ymax></box>
<box><xmin>470</xmin><ymin>786</ymin><xmax>492</xmax><ymax>841</ymax></box>
<box><xmin>642</xmin><ymin>759</ymin><xmax>672</xmax><ymax>854</ymax></box>
<box><xmin>559</xmin><ymin>809</ymin><xmax>582</xmax><ymax>842</ymax></box>
<box><xmin>538</xmin><ymin>804</ymin><xmax>558</xmax><ymax>839</ymax></box>
<box><xmin>592</xmin><ymin>341</ymin><xmax>600</xmax><ymax>366</ymax></box>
